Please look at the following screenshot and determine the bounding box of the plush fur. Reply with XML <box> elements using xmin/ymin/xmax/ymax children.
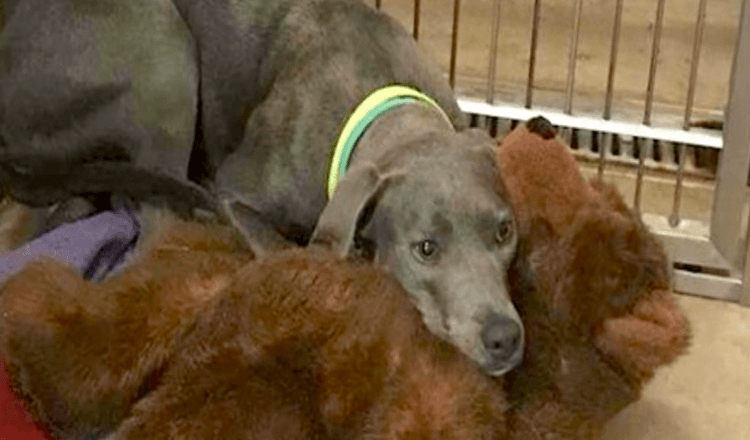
<box><xmin>0</xmin><ymin>217</ymin><xmax>508</xmax><ymax>440</ymax></box>
<box><xmin>498</xmin><ymin>120</ymin><xmax>691</xmax><ymax>440</ymax></box>
<box><xmin>0</xmin><ymin>218</ymin><xmax>255</xmax><ymax>439</ymax></box>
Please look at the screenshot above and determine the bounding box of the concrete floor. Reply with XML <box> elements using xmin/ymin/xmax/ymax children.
<box><xmin>602</xmin><ymin>294</ymin><xmax>750</xmax><ymax>440</ymax></box>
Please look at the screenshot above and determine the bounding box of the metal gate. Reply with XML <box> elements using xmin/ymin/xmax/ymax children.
<box><xmin>375</xmin><ymin>0</ymin><xmax>750</xmax><ymax>305</ymax></box>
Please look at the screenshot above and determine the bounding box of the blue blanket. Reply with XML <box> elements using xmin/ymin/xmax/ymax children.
<box><xmin>0</xmin><ymin>205</ymin><xmax>141</xmax><ymax>284</ymax></box>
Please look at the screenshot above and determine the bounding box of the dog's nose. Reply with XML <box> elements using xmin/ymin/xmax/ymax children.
<box><xmin>481</xmin><ymin>313</ymin><xmax>522</xmax><ymax>364</ymax></box>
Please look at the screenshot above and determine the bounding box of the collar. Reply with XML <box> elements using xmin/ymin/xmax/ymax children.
<box><xmin>325</xmin><ymin>85</ymin><xmax>453</xmax><ymax>199</ymax></box>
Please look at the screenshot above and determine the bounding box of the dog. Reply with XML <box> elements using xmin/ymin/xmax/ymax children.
<box><xmin>0</xmin><ymin>216</ymin><xmax>509</xmax><ymax>440</ymax></box>
<box><xmin>0</xmin><ymin>0</ymin><xmax>523</xmax><ymax>375</ymax></box>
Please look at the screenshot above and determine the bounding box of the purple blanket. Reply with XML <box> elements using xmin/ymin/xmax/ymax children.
<box><xmin>0</xmin><ymin>206</ymin><xmax>141</xmax><ymax>284</ymax></box>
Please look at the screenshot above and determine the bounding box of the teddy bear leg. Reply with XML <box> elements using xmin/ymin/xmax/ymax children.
<box><xmin>0</xmin><ymin>259</ymin><xmax>134</xmax><ymax>437</ymax></box>
<box><xmin>107</xmin><ymin>362</ymin><xmax>321</xmax><ymax>440</ymax></box>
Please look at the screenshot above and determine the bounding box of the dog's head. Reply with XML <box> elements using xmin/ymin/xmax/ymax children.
<box><xmin>311</xmin><ymin>129</ymin><xmax>524</xmax><ymax>376</ymax></box>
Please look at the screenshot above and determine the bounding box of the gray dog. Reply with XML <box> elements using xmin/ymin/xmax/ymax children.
<box><xmin>0</xmin><ymin>0</ymin><xmax>523</xmax><ymax>374</ymax></box>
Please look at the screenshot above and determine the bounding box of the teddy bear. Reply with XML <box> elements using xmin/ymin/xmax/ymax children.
<box><xmin>498</xmin><ymin>117</ymin><xmax>691</xmax><ymax>440</ymax></box>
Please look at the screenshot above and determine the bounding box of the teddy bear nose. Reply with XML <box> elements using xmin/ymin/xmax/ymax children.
<box><xmin>481</xmin><ymin>313</ymin><xmax>523</xmax><ymax>365</ymax></box>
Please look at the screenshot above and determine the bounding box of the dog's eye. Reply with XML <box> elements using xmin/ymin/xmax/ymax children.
<box><xmin>412</xmin><ymin>239</ymin><xmax>440</xmax><ymax>262</ymax></box>
<box><xmin>496</xmin><ymin>219</ymin><xmax>514</xmax><ymax>244</ymax></box>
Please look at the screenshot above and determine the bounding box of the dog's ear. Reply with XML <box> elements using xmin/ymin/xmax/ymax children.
<box><xmin>310</xmin><ymin>163</ymin><xmax>402</xmax><ymax>259</ymax></box>
<box><xmin>221</xmin><ymin>199</ymin><xmax>293</xmax><ymax>259</ymax></box>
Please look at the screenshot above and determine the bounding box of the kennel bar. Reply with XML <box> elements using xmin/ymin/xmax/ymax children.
<box><xmin>683</xmin><ymin>0</ymin><xmax>709</xmax><ymax>131</ymax></box>
<box><xmin>526</xmin><ymin>0</ymin><xmax>542</xmax><ymax>108</ymax></box>
<box><xmin>487</xmin><ymin>0</ymin><xmax>502</xmax><ymax>103</ymax></box>
<box><xmin>564</xmin><ymin>0</ymin><xmax>584</xmax><ymax>115</ymax></box>
<box><xmin>601</xmin><ymin>0</ymin><xmax>622</xmax><ymax>179</ymax></box>
<box><xmin>603</xmin><ymin>0</ymin><xmax>624</xmax><ymax>121</ymax></box>
<box><xmin>721</xmin><ymin>0</ymin><xmax>750</xmax><ymax>306</ymax></box>
<box><xmin>413</xmin><ymin>0</ymin><xmax>421</xmax><ymax>40</ymax></box>
<box><xmin>667</xmin><ymin>0</ymin><xmax>711</xmax><ymax>229</ymax></box>
<box><xmin>669</xmin><ymin>144</ymin><xmax>687</xmax><ymax>227</ymax></box>
<box><xmin>633</xmin><ymin>139</ymin><xmax>645</xmax><ymax>214</ymax></box>
<box><xmin>448</xmin><ymin>0</ymin><xmax>461</xmax><ymax>89</ymax></box>
<box><xmin>712</xmin><ymin>0</ymin><xmax>750</xmax><ymax>268</ymax></box>
<box><xmin>596</xmin><ymin>134</ymin><xmax>608</xmax><ymax>178</ymax></box>
<box><xmin>643</xmin><ymin>0</ymin><xmax>667</xmax><ymax>126</ymax></box>
<box><xmin>455</xmin><ymin>100</ymin><xmax>723</xmax><ymax>149</ymax></box>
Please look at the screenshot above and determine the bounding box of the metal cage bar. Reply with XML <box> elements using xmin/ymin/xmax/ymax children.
<box><xmin>669</xmin><ymin>143</ymin><xmax>688</xmax><ymax>227</ymax></box>
<box><xmin>564</xmin><ymin>0</ymin><xmax>584</xmax><ymax>115</ymax></box>
<box><xmin>712</xmin><ymin>0</ymin><xmax>750</xmax><ymax>269</ymax></box>
<box><xmin>633</xmin><ymin>138</ymin><xmax>645</xmax><ymax>214</ymax></box>
<box><xmin>413</xmin><ymin>0</ymin><xmax>421</xmax><ymax>40</ymax></box>
<box><xmin>487</xmin><ymin>0</ymin><xmax>502</xmax><ymax>103</ymax></box>
<box><xmin>683</xmin><ymin>0</ymin><xmax>709</xmax><ymax>129</ymax></box>
<box><xmin>449</xmin><ymin>0</ymin><xmax>461</xmax><ymax>89</ymax></box>
<box><xmin>526</xmin><ymin>0</ymin><xmax>543</xmax><ymax>108</ymax></box>
<box><xmin>715</xmin><ymin>0</ymin><xmax>750</xmax><ymax>295</ymax></box>
<box><xmin>604</xmin><ymin>0</ymin><xmax>624</xmax><ymax>120</ymax></box>
<box><xmin>643</xmin><ymin>0</ymin><xmax>667</xmax><ymax>125</ymax></box>
<box><xmin>598</xmin><ymin>133</ymin><xmax>608</xmax><ymax>177</ymax></box>
<box><xmin>455</xmin><ymin>100</ymin><xmax>722</xmax><ymax>148</ymax></box>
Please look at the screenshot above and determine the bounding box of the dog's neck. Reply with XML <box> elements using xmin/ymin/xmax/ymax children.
<box><xmin>326</xmin><ymin>86</ymin><xmax>455</xmax><ymax>198</ymax></box>
<box><xmin>348</xmin><ymin>103</ymin><xmax>455</xmax><ymax>171</ymax></box>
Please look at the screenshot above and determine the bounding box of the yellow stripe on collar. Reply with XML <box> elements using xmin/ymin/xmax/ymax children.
<box><xmin>325</xmin><ymin>85</ymin><xmax>453</xmax><ymax>199</ymax></box>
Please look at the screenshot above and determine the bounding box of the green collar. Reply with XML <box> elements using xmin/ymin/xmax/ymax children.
<box><xmin>325</xmin><ymin>85</ymin><xmax>453</xmax><ymax>199</ymax></box>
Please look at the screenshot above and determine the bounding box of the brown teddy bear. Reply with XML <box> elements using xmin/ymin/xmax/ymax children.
<box><xmin>498</xmin><ymin>118</ymin><xmax>691</xmax><ymax>440</ymax></box>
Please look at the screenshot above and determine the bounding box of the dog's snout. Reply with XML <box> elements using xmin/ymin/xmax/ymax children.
<box><xmin>481</xmin><ymin>313</ymin><xmax>522</xmax><ymax>365</ymax></box>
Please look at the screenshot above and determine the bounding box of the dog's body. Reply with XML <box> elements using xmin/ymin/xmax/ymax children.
<box><xmin>0</xmin><ymin>218</ymin><xmax>508</xmax><ymax>440</ymax></box>
<box><xmin>0</xmin><ymin>0</ymin><xmax>523</xmax><ymax>374</ymax></box>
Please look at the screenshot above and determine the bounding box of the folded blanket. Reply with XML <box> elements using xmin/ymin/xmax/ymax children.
<box><xmin>0</xmin><ymin>206</ymin><xmax>140</xmax><ymax>284</ymax></box>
